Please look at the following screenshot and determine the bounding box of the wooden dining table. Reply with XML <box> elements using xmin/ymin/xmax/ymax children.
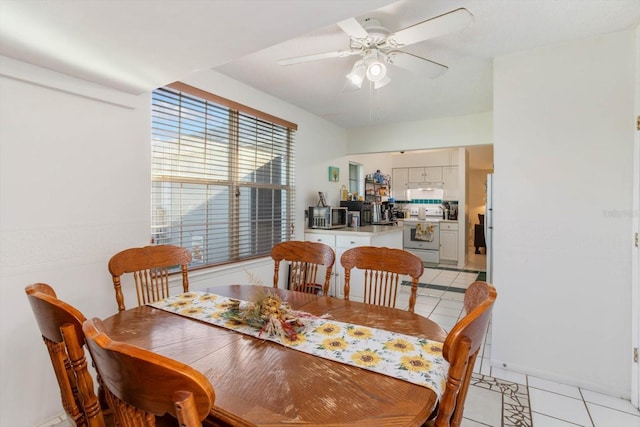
<box><xmin>101</xmin><ymin>285</ymin><xmax>448</xmax><ymax>427</ymax></box>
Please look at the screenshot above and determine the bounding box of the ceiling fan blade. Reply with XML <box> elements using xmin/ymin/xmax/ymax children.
<box><xmin>387</xmin><ymin>51</ymin><xmax>448</xmax><ymax>79</ymax></box>
<box><xmin>390</xmin><ymin>8</ymin><xmax>473</xmax><ymax>47</ymax></box>
<box><xmin>277</xmin><ymin>50</ymin><xmax>358</xmax><ymax>66</ymax></box>
<box><xmin>337</xmin><ymin>17</ymin><xmax>369</xmax><ymax>39</ymax></box>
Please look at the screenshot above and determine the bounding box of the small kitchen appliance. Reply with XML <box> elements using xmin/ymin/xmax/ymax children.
<box><xmin>308</xmin><ymin>206</ymin><xmax>348</xmax><ymax>229</ymax></box>
<box><xmin>340</xmin><ymin>200</ymin><xmax>372</xmax><ymax>225</ymax></box>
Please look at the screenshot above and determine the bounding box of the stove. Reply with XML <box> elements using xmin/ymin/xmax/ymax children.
<box><xmin>403</xmin><ymin>206</ymin><xmax>443</xmax><ymax>265</ymax></box>
<box><xmin>409</xmin><ymin>205</ymin><xmax>443</xmax><ymax>220</ymax></box>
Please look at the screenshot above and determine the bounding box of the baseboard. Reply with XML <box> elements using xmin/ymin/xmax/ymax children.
<box><xmin>489</xmin><ymin>358</ymin><xmax>631</xmax><ymax>400</ymax></box>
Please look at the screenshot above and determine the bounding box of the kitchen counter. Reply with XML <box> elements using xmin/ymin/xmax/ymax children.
<box><xmin>304</xmin><ymin>225</ymin><xmax>402</xmax><ymax>236</ymax></box>
<box><xmin>402</xmin><ymin>218</ymin><xmax>459</xmax><ymax>224</ymax></box>
<box><xmin>304</xmin><ymin>225</ymin><xmax>403</xmax><ymax>299</ymax></box>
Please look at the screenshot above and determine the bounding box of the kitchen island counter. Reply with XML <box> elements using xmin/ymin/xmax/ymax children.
<box><xmin>304</xmin><ymin>225</ymin><xmax>402</xmax><ymax>237</ymax></box>
<box><xmin>304</xmin><ymin>226</ymin><xmax>403</xmax><ymax>299</ymax></box>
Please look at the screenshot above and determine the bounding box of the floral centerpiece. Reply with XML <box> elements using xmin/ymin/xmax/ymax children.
<box><xmin>221</xmin><ymin>288</ymin><xmax>314</xmax><ymax>341</ymax></box>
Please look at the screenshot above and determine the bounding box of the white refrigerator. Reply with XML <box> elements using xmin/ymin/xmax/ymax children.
<box><xmin>485</xmin><ymin>173</ymin><xmax>494</xmax><ymax>283</ymax></box>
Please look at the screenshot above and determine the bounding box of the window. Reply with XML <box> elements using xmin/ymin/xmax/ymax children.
<box><xmin>349</xmin><ymin>162</ymin><xmax>363</xmax><ymax>197</ymax></box>
<box><xmin>151</xmin><ymin>82</ymin><xmax>297</xmax><ymax>268</ymax></box>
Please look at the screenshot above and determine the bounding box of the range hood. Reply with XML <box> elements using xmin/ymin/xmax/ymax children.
<box><xmin>408</xmin><ymin>186</ymin><xmax>444</xmax><ymax>201</ymax></box>
<box><xmin>408</xmin><ymin>182</ymin><xmax>444</xmax><ymax>190</ymax></box>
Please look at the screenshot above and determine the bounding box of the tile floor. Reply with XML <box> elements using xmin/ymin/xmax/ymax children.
<box><xmin>40</xmin><ymin>249</ymin><xmax>640</xmax><ymax>427</ymax></box>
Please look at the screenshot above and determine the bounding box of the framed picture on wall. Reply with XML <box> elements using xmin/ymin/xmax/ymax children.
<box><xmin>329</xmin><ymin>166</ymin><xmax>339</xmax><ymax>182</ymax></box>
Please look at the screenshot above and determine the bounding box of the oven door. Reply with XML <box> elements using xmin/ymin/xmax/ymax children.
<box><xmin>403</xmin><ymin>222</ymin><xmax>440</xmax><ymax>250</ymax></box>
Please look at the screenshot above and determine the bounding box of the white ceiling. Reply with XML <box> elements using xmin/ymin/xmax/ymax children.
<box><xmin>1</xmin><ymin>0</ymin><xmax>638</xmax><ymax>131</ymax></box>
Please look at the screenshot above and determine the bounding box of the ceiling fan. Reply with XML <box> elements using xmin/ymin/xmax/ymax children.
<box><xmin>277</xmin><ymin>8</ymin><xmax>474</xmax><ymax>91</ymax></box>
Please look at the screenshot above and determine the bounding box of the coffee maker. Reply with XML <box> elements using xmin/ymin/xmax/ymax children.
<box><xmin>340</xmin><ymin>200</ymin><xmax>372</xmax><ymax>226</ymax></box>
<box><xmin>444</xmin><ymin>201</ymin><xmax>458</xmax><ymax>220</ymax></box>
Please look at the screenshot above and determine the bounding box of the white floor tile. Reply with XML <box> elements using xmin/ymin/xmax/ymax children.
<box><xmin>479</xmin><ymin>360</ymin><xmax>491</xmax><ymax>376</ymax></box>
<box><xmin>480</xmin><ymin>343</ymin><xmax>491</xmax><ymax>359</ymax></box>
<box><xmin>452</xmin><ymin>279</ymin><xmax>474</xmax><ymax>289</ymax></box>
<box><xmin>435</xmin><ymin>270</ymin><xmax>459</xmax><ymax>278</ymax></box>
<box><xmin>435</xmin><ymin>298</ymin><xmax>464</xmax><ymax>309</ymax></box>
<box><xmin>38</xmin><ymin>416</ymin><xmax>70</xmax><ymax>427</ymax></box>
<box><xmin>461</xmin><ymin>385</ymin><xmax>503</xmax><ymax>426</ymax></box>
<box><xmin>587</xmin><ymin>402</ymin><xmax>640</xmax><ymax>427</ymax></box>
<box><xmin>473</xmin><ymin>356</ymin><xmax>491</xmax><ymax>375</ymax></box>
<box><xmin>395</xmin><ymin>293</ymin><xmax>410</xmax><ymax>304</ymax></box>
<box><xmin>528</xmin><ymin>376</ymin><xmax>582</xmax><ymax>399</ymax></box>
<box><xmin>532</xmin><ymin>412</ymin><xmax>587</xmax><ymax>426</ymax></box>
<box><xmin>529</xmin><ymin>388</ymin><xmax>592</xmax><ymax>426</ymax></box>
<box><xmin>441</xmin><ymin>290</ymin><xmax>465</xmax><ymax>300</ymax></box>
<box><xmin>428</xmin><ymin>313</ymin><xmax>457</xmax><ymax>330</ymax></box>
<box><xmin>460</xmin><ymin>418</ymin><xmax>492</xmax><ymax>426</ymax></box>
<box><xmin>414</xmin><ymin>310</ymin><xmax>432</xmax><ymax>317</ymax></box>
<box><xmin>432</xmin><ymin>276</ymin><xmax>455</xmax><ymax>286</ymax></box>
<box><xmin>414</xmin><ymin>297</ymin><xmax>438</xmax><ymax>308</ymax></box>
<box><xmin>416</xmin><ymin>294</ymin><xmax>441</xmax><ymax>304</ymax></box>
<box><xmin>581</xmin><ymin>389</ymin><xmax>640</xmax><ymax>416</ymax></box>
<box><xmin>420</xmin><ymin>269</ymin><xmax>440</xmax><ymax>282</ymax></box>
<box><xmin>432</xmin><ymin>305</ymin><xmax>462</xmax><ymax>318</ymax></box>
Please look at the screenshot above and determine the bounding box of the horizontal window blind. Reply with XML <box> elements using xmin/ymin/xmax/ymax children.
<box><xmin>151</xmin><ymin>85</ymin><xmax>296</xmax><ymax>268</ymax></box>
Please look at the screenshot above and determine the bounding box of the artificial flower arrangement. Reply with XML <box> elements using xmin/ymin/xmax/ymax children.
<box><xmin>221</xmin><ymin>287</ymin><xmax>314</xmax><ymax>341</ymax></box>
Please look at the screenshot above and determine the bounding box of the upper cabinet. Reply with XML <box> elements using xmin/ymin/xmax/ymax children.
<box><xmin>391</xmin><ymin>168</ymin><xmax>409</xmax><ymax>200</ymax></box>
<box><xmin>408</xmin><ymin>166</ymin><xmax>442</xmax><ymax>183</ymax></box>
<box><xmin>442</xmin><ymin>166</ymin><xmax>459</xmax><ymax>201</ymax></box>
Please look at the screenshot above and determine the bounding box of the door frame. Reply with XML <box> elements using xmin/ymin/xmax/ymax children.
<box><xmin>633</xmin><ymin>115</ymin><xmax>640</xmax><ymax>409</ymax></box>
<box><xmin>633</xmin><ymin>26</ymin><xmax>640</xmax><ymax>409</ymax></box>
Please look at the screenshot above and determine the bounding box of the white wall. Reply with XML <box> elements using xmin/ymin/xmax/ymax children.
<box><xmin>346</xmin><ymin>111</ymin><xmax>493</xmax><ymax>154</ymax></box>
<box><xmin>492</xmin><ymin>30</ymin><xmax>636</xmax><ymax>397</ymax></box>
<box><xmin>0</xmin><ymin>58</ymin><xmax>151</xmax><ymax>425</ymax></box>
<box><xmin>0</xmin><ymin>62</ymin><xmax>348</xmax><ymax>426</ymax></box>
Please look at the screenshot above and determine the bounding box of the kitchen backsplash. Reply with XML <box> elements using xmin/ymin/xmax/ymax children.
<box><xmin>402</xmin><ymin>199</ymin><xmax>443</xmax><ymax>204</ymax></box>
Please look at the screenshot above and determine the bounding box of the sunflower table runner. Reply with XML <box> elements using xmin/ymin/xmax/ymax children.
<box><xmin>148</xmin><ymin>290</ymin><xmax>449</xmax><ymax>398</ymax></box>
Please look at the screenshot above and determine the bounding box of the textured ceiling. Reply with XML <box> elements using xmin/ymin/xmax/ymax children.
<box><xmin>1</xmin><ymin>0</ymin><xmax>639</xmax><ymax>130</ymax></box>
<box><xmin>215</xmin><ymin>0</ymin><xmax>640</xmax><ymax>128</ymax></box>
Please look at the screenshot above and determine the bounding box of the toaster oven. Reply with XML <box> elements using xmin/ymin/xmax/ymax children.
<box><xmin>308</xmin><ymin>206</ymin><xmax>348</xmax><ymax>229</ymax></box>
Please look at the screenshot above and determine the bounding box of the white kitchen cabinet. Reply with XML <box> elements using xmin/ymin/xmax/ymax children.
<box><xmin>408</xmin><ymin>166</ymin><xmax>442</xmax><ymax>183</ymax></box>
<box><xmin>303</xmin><ymin>233</ymin><xmax>336</xmax><ymax>294</ymax></box>
<box><xmin>334</xmin><ymin>231</ymin><xmax>402</xmax><ymax>301</ymax></box>
<box><xmin>305</xmin><ymin>228</ymin><xmax>402</xmax><ymax>301</ymax></box>
<box><xmin>442</xmin><ymin>166</ymin><xmax>459</xmax><ymax>201</ymax></box>
<box><xmin>303</xmin><ymin>233</ymin><xmax>335</xmax><ymax>248</ymax></box>
<box><xmin>391</xmin><ymin>168</ymin><xmax>409</xmax><ymax>200</ymax></box>
<box><xmin>439</xmin><ymin>222</ymin><xmax>458</xmax><ymax>263</ymax></box>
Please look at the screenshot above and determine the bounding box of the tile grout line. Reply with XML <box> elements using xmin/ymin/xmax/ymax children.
<box><xmin>579</xmin><ymin>387</ymin><xmax>597</xmax><ymax>427</ymax></box>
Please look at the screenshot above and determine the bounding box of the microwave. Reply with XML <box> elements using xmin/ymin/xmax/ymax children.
<box><xmin>308</xmin><ymin>206</ymin><xmax>348</xmax><ymax>229</ymax></box>
<box><xmin>339</xmin><ymin>200</ymin><xmax>372</xmax><ymax>226</ymax></box>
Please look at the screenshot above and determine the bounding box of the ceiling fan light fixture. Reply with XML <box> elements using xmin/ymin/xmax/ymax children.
<box><xmin>362</xmin><ymin>50</ymin><xmax>388</xmax><ymax>83</ymax></box>
<box><xmin>366</xmin><ymin>61</ymin><xmax>387</xmax><ymax>82</ymax></box>
<box><xmin>346</xmin><ymin>60</ymin><xmax>366</xmax><ymax>88</ymax></box>
<box><xmin>374</xmin><ymin>75</ymin><xmax>391</xmax><ymax>89</ymax></box>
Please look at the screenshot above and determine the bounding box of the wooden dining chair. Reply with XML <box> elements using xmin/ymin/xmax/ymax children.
<box><xmin>426</xmin><ymin>281</ymin><xmax>497</xmax><ymax>427</ymax></box>
<box><xmin>340</xmin><ymin>246</ymin><xmax>424</xmax><ymax>312</ymax></box>
<box><xmin>271</xmin><ymin>240</ymin><xmax>335</xmax><ymax>295</ymax></box>
<box><xmin>83</xmin><ymin>317</ymin><xmax>216</xmax><ymax>427</ymax></box>
<box><xmin>25</xmin><ymin>283</ymin><xmax>106</xmax><ymax>427</ymax></box>
<box><xmin>108</xmin><ymin>244</ymin><xmax>192</xmax><ymax>311</ymax></box>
